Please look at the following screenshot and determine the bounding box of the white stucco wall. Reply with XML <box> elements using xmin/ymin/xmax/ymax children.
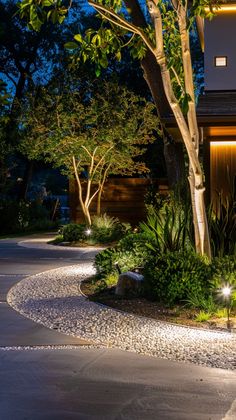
<box><xmin>205</xmin><ymin>12</ymin><xmax>236</xmax><ymax>90</ymax></box>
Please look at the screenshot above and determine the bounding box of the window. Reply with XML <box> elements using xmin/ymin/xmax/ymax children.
<box><xmin>214</xmin><ymin>56</ymin><xmax>227</xmax><ymax>67</ymax></box>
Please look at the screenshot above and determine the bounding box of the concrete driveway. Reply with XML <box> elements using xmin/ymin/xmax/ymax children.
<box><xmin>0</xmin><ymin>234</ymin><xmax>236</xmax><ymax>419</ymax></box>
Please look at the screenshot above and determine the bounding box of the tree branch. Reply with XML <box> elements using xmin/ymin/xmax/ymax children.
<box><xmin>88</xmin><ymin>0</ymin><xmax>156</xmax><ymax>55</ymax></box>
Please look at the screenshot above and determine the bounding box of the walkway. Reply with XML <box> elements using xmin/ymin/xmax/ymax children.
<box><xmin>1</xmin><ymin>234</ymin><xmax>236</xmax><ymax>419</ymax></box>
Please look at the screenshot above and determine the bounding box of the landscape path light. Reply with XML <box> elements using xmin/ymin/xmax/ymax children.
<box><xmin>220</xmin><ymin>285</ymin><xmax>233</xmax><ymax>330</ymax></box>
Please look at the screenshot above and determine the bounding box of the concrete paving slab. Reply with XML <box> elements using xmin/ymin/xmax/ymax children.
<box><xmin>1</xmin><ymin>235</ymin><xmax>236</xmax><ymax>420</ymax></box>
<box><xmin>0</xmin><ymin>303</ymin><xmax>91</xmax><ymax>347</ymax></box>
<box><xmin>0</xmin><ymin>348</ymin><xmax>236</xmax><ymax>420</ymax></box>
<box><xmin>0</xmin><ymin>275</ymin><xmax>26</xmax><ymax>301</ymax></box>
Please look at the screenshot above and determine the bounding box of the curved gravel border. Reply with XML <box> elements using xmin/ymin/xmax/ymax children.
<box><xmin>7</xmin><ymin>262</ymin><xmax>236</xmax><ymax>370</ymax></box>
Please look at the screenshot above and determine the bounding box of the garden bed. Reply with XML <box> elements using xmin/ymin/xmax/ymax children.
<box><xmin>81</xmin><ymin>277</ymin><xmax>236</xmax><ymax>331</ymax></box>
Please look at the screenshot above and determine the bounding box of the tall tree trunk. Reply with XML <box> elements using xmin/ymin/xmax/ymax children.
<box><xmin>124</xmin><ymin>0</ymin><xmax>185</xmax><ymax>186</ymax></box>
<box><xmin>72</xmin><ymin>156</ymin><xmax>91</xmax><ymax>225</ymax></box>
<box><xmin>177</xmin><ymin>5</ymin><xmax>211</xmax><ymax>258</ymax></box>
<box><xmin>149</xmin><ymin>1</ymin><xmax>211</xmax><ymax>258</ymax></box>
<box><xmin>89</xmin><ymin>0</ymin><xmax>211</xmax><ymax>257</ymax></box>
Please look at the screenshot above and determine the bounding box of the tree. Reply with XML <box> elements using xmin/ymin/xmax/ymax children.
<box><xmin>17</xmin><ymin>0</ymin><xmax>213</xmax><ymax>257</ymax></box>
<box><xmin>71</xmin><ymin>0</ymin><xmax>212</xmax><ymax>258</ymax></box>
<box><xmin>20</xmin><ymin>81</ymin><xmax>159</xmax><ymax>225</ymax></box>
<box><xmin>0</xmin><ymin>79</ymin><xmax>11</xmax><ymax>190</ymax></box>
<box><xmin>0</xmin><ymin>0</ymin><xmax>78</xmax><ymax>198</ymax></box>
<box><xmin>17</xmin><ymin>0</ymin><xmax>187</xmax><ymax>187</ymax></box>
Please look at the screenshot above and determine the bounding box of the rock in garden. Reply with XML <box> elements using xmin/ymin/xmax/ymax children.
<box><xmin>115</xmin><ymin>271</ymin><xmax>144</xmax><ymax>297</ymax></box>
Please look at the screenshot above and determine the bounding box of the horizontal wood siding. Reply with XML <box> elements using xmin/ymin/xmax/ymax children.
<box><xmin>69</xmin><ymin>178</ymin><xmax>169</xmax><ymax>225</ymax></box>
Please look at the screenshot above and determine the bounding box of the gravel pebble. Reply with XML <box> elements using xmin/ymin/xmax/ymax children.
<box><xmin>7</xmin><ymin>261</ymin><xmax>236</xmax><ymax>370</ymax></box>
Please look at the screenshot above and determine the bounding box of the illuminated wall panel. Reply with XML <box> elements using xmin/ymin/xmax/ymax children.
<box><xmin>210</xmin><ymin>141</ymin><xmax>236</xmax><ymax>202</ymax></box>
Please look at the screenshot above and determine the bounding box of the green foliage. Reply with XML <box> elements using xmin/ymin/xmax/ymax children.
<box><xmin>210</xmin><ymin>256</ymin><xmax>236</xmax><ymax>289</ymax></box>
<box><xmin>195</xmin><ymin>311</ymin><xmax>211</xmax><ymax>323</ymax></box>
<box><xmin>92</xmin><ymin>214</ymin><xmax>119</xmax><ymax>230</ymax></box>
<box><xmin>0</xmin><ymin>79</ymin><xmax>11</xmax><ymax>111</ymax></box>
<box><xmin>185</xmin><ymin>293</ymin><xmax>218</xmax><ymax>313</ymax></box>
<box><xmin>142</xmin><ymin>184</ymin><xmax>194</xmax><ymax>254</ymax></box>
<box><xmin>91</xmin><ymin>214</ymin><xmax>130</xmax><ymax>244</ymax></box>
<box><xmin>214</xmin><ymin>308</ymin><xmax>227</xmax><ymax>319</ymax></box>
<box><xmin>17</xmin><ymin>0</ymin><xmax>210</xmax><ymax>114</ymax></box>
<box><xmin>61</xmin><ymin>216</ymin><xmax>130</xmax><ymax>244</ymax></box>
<box><xmin>50</xmin><ymin>234</ymin><xmax>64</xmax><ymax>244</ymax></box>
<box><xmin>29</xmin><ymin>218</ymin><xmax>59</xmax><ymax>231</ymax></box>
<box><xmin>20</xmin><ymin>81</ymin><xmax>158</xmax><ymax>224</ymax></box>
<box><xmin>117</xmin><ymin>232</ymin><xmax>150</xmax><ymax>268</ymax></box>
<box><xmin>18</xmin><ymin>0</ymin><xmax>68</xmax><ymax>31</ymax></box>
<box><xmin>104</xmin><ymin>272</ymin><xmax>119</xmax><ymax>287</ymax></box>
<box><xmin>212</xmin><ymin>255</ymin><xmax>236</xmax><ymax>276</ymax></box>
<box><xmin>20</xmin><ymin>82</ymin><xmax>158</xmax><ymax>177</ymax></box>
<box><xmin>94</xmin><ymin>231</ymin><xmax>150</xmax><ymax>276</ymax></box>
<box><xmin>62</xmin><ymin>223</ymin><xmax>86</xmax><ymax>242</ymax></box>
<box><xmin>0</xmin><ymin>199</ymin><xmax>57</xmax><ymax>234</ymax></box>
<box><xmin>118</xmin><ymin>232</ymin><xmax>149</xmax><ymax>253</ymax></box>
<box><xmin>208</xmin><ymin>188</ymin><xmax>236</xmax><ymax>257</ymax></box>
<box><xmin>140</xmin><ymin>203</ymin><xmax>192</xmax><ymax>254</ymax></box>
<box><xmin>94</xmin><ymin>247</ymin><xmax>118</xmax><ymax>276</ymax></box>
<box><xmin>94</xmin><ymin>235</ymin><xmax>236</xmax><ymax>308</ymax></box>
<box><xmin>143</xmin><ymin>251</ymin><xmax>211</xmax><ymax>305</ymax></box>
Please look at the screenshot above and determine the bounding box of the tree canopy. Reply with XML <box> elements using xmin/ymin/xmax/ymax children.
<box><xmin>20</xmin><ymin>80</ymin><xmax>159</xmax><ymax>224</ymax></box>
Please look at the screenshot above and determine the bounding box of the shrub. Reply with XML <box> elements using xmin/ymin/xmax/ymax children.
<box><xmin>29</xmin><ymin>201</ymin><xmax>50</xmax><ymax>223</ymax></box>
<box><xmin>117</xmin><ymin>232</ymin><xmax>150</xmax><ymax>265</ymax></box>
<box><xmin>185</xmin><ymin>293</ymin><xmax>218</xmax><ymax>313</ymax></box>
<box><xmin>30</xmin><ymin>219</ymin><xmax>59</xmax><ymax>231</ymax></box>
<box><xmin>94</xmin><ymin>247</ymin><xmax>140</xmax><ymax>276</ymax></box>
<box><xmin>104</xmin><ymin>272</ymin><xmax>119</xmax><ymax>287</ymax></box>
<box><xmin>94</xmin><ymin>247</ymin><xmax>118</xmax><ymax>276</ymax></box>
<box><xmin>195</xmin><ymin>311</ymin><xmax>211</xmax><ymax>322</ymax></box>
<box><xmin>0</xmin><ymin>199</ymin><xmax>55</xmax><ymax>234</ymax></box>
<box><xmin>214</xmin><ymin>308</ymin><xmax>227</xmax><ymax>318</ymax></box>
<box><xmin>91</xmin><ymin>214</ymin><xmax>130</xmax><ymax>243</ymax></box>
<box><xmin>140</xmin><ymin>205</ymin><xmax>193</xmax><ymax>254</ymax></box>
<box><xmin>208</xmin><ymin>187</ymin><xmax>236</xmax><ymax>257</ymax></box>
<box><xmin>94</xmin><ymin>233</ymin><xmax>149</xmax><ymax>277</ymax></box>
<box><xmin>210</xmin><ymin>255</ymin><xmax>236</xmax><ymax>289</ymax></box>
<box><xmin>62</xmin><ymin>223</ymin><xmax>86</xmax><ymax>242</ymax></box>
<box><xmin>143</xmin><ymin>251</ymin><xmax>211</xmax><ymax>305</ymax></box>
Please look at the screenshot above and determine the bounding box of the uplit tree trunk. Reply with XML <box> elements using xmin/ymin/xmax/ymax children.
<box><xmin>72</xmin><ymin>155</ymin><xmax>96</xmax><ymax>225</ymax></box>
<box><xmin>72</xmin><ymin>151</ymin><xmax>113</xmax><ymax>225</ymax></box>
<box><xmin>149</xmin><ymin>1</ymin><xmax>211</xmax><ymax>258</ymax></box>
<box><xmin>89</xmin><ymin>0</ymin><xmax>211</xmax><ymax>258</ymax></box>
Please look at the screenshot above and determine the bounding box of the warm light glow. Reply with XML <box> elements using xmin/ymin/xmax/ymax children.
<box><xmin>205</xmin><ymin>5</ymin><xmax>236</xmax><ymax>13</ymax></box>
<box><xmin>215</xmin><ymin>56</ymin><xmax>227</xmax><ymax>67</ymax></box>
<box><xmin>222</xmin><ymin>286</ymin><xmax>232</xmax><ymax>297</ymax></box>
<box><xmin>85</xmin><ymin>228</ymin><xmax>92</xmax><ymax>236</ymax></box>
<box><xmin>211</xmin><ymin>141</ymin><xmax>236</xmax><ymax>146</ymax></box>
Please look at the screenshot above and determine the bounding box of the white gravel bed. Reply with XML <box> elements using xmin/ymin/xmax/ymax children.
<box><xmin>7</xmin><ymin>263</ymin><xmax>236</xmax><ymax>370</ymax></box>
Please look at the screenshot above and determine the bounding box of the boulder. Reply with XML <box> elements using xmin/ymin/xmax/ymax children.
<box><xmin>115</xmin><ymin>271</ymin><xmax>144</xmax><ymax>297</ymax></box>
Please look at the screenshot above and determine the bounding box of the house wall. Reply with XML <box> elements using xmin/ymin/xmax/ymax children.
<box><xmin>210</xmin><ymin>140</ymin><xmax>236</xmax><ymax>203</ymax></box>
<box><xmin>205</xmin><ymin>10</ymin><xmax>236</xmax><ymax>90</ymax></box>
<box><xmin>69</xmin><ymin>178</ymin><xmax>169</xmax><ymax>225</ymax></box>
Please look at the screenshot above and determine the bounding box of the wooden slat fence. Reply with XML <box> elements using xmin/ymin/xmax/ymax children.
<box><xmin>69</xmin><ymin>178</ymin><xmax>169</xmax><ymax>225</ymax></box>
